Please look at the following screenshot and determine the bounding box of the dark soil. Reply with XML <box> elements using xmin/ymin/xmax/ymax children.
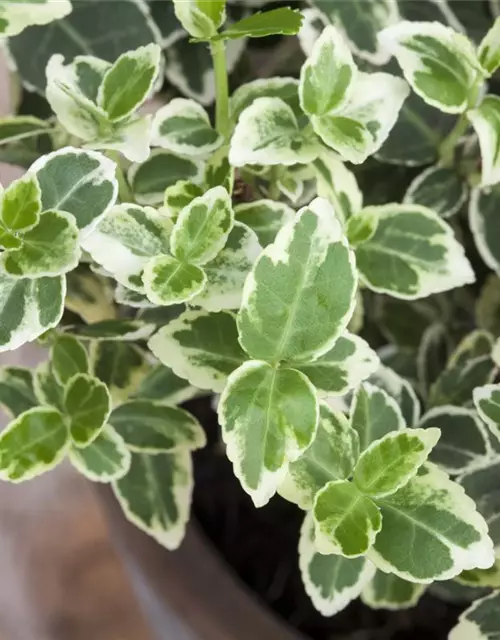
<box><xmin>187</xmin><ymin>396</ymin><xmax>470</xmax><ymax>640</ymax></box>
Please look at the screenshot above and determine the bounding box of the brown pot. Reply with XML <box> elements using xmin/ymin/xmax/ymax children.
<box><xmin>98</xmin><ymin>487</ymin><xmax>305</xmax><ymax>640</ymax></box>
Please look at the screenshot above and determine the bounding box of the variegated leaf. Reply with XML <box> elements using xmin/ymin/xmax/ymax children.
<box><xmin>0</xmin><ymin>0</ymin><xmax>71</xmax><ymax>36</ymax></box>
<box><xmin>90</xmin><ymin>342</ymin><xmax>149</xmax><ymax>405</ymax></box>
<box><xmin>234</xmin><ymin>200</ymin><xmax>294</xmax><ymax>247</ymax></box>
<box><xmin>474</xmin><ymin>384</ymin><xmax>500</xmax><ymax>442</ymax></box>
<box><xmin>404</xmin><ymin>165</ymin><xmax>467</xmax><ymax>218</ymax></box>
<box><xmin>361</xmin><ymin>571</ymin><xmax>426</xmax><ymax>610</ymax></box>
<box><xmin>142</xmin><ymin>255</ymin><xmax>206</xmax><ymax>306</ymax></box>
<box><xmin>0</xmin><ymin>367</ymin><xmax>37</xmax><ymax>419</ymax></box>
<box><xmin>51</xmin><ymin>334</ymin><xmax>89</xmax><ymax>387</ymax></box>
<box><xmin>470</xmin><ymin>185</ymin><xmax>500</xmax><ymax>271</ymax></box>
<box><xmin>64</xmin><ymin>374</ymin><xmax>111</xmax><ymax>447</ymax></box>
<box><xmin>68</xmin><ymin>425</ymin><xmax>131</xmax><ymax>483</ymax></box>
<box><xmin>468</xmin><ymin>96</ymin><xmax>500</xmax><ymax>187</ymax></box>
<box><xmin>313</xmin><ymin>151</ymin><xmax>363</xmax><ymax>222</ymax></box>
<box><xmin>449</xmin><ymin>591</ymin><xmax>500</xmax><ymax>640</ymax></box>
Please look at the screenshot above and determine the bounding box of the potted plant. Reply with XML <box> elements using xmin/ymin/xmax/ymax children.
<box><xmin>1</xmin><ymin>0</ymin><xmax>500</xmax><ymax>638</ymax></box>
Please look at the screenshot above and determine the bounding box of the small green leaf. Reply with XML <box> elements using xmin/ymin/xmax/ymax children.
<box><xmin>109</xmin><ymin>400</ymin><xmax>206</xmax><ymax>453</ymax></box>
<box><xmin>474</xmin><ymin>384</ymin><xmax>500</xmax><ymax>442</ymax></box>
<box><xmin>173</xmin><ymin>0</ymin><xmax>218</xmax><ymax>38</ymax></box>
<box><xmin>350</xmin><ymin>383</ymin><xmax>406</xmax><ymax>452</ymax></box>
<box><xmin>361</xmin><ymin>571</ymin><xmax>426</xmax><ymax>610</ymax></box>
<box><xmin>355</xmin><ymin>204</ymin><xmax>475</xmax><ymax>299</ymax></box>
<box><xmin>90</xmin><ymin>342</ymin><xmax>149</xmax><ymax>405</ymax></box>
<box><xmin>34</xmin><ymin>361</ymin><xmax>65</xmax><ymax>411</ymax></box>
<box><xmin>0</xmin><ymin>116</ymin><xmax>51</xmax><ymax>146</ymax></box>
<box><xmin>299</xmin><ymin>512</ymin><xmax>375</xmax><ymax>616</ymax></box>
<box><xmin>418</xmin><ymin>406</ymin><xmax>491</xmax><ymax>474</ymax></box>
<box><xmin>230</xmin><ymin>76</ymin><xmax>301</xmax><ymax>124</ymax></box>
<box><xmin>151</xmin><ymin>99</ymin><xmax>223</xmax><ymax>157</ymax></box>
<box><xmin>279</xmin><ymin>402</ymin><xmax>359</xmax><ymax>510</ymax></box>
<box><xmin>314</xmin><ymin>480</ymin><xmax>382</xmax><ymax>557</ymax></box>
<box><xmin>98</xmin><ymin>44</ymin><xmax>161</xmax><ymax>122</ymax></box>
<box><xmin>69</xmin><ymin>425</ymin><xmax>131</xmax><ymax>483</ymax></box>
<box><xmin>370</xmin><ymin>464</ymin><xmax>494</xmax><ymax>582</ymax></box>
<box><xmin>143</xmin><ymin>255</ymin><xmax>207</xmax><ymax>306</ymax></box>
<box><xmin>238</xmin><ymin>198</ymin><xmax>357</xmax><ymax>362</ymax></box>
<box><xmin>379</xmin><ymin>21</ymin><xmax>484</xmax><ymax>113</ymax></box>
<box><xmin>1</xmin><ymin>174</ymin><xmax>41</xmax><ymax>232</ymax></box>
<box><xmin>468</xmin><ymin>95</ymin><xmax>500</xmax><ymax>187</ymax></box>
<box><xmin>149</xmin><ymin>309</ymin><xmax>247</xmax><ymax>393</ymax></box>
<box><xmin>0</xmin><ymin>407</ymin><xmax>69</xmax><ymax>482</ymax></box>
<box><xmin>234</xmin><ymin>200</ymin><xmax>294</xmax><ymax>247</ymax></box>
<box><xmin>313</xmin><ymin>151</ymin><xmax>363</xmax><ymax>222</ymax></box>
<box><xmin>299</xmin><ymin>25</ymin><xmax>356</xmax><ymax>117</ymax></box>
<box><xmin>164</xmin><ymin>180</ymin><xmax>204</xmax><ymax>216</ymax></box>
<box><xmin>212</xmin><ymin>7</ymin><xmax>303</xmax><ymax>41</ymax></box>
<box><xmin>0</xmin><ymin>367</ymin><xmax>37</xmax><ymax>419</ymax></box>
<box><xmin>0</xmin><ymin>229</ymin><xmax>21</xmax><ymax>251</ymax></box>
<box><xmin>171</xmin><ymin>186</ymin><xmax>234</xmax><ymax>266</ymax></box>
<box><xmin>346</xmin><ymin>213</ymin><xmax>378</xmax><ymax>246</ymax></box>
<box><xmin>64</xmin><ymin>373</ymin><xmax>111</xmax><ymax>447</ymax></box>
<box><xmin>353</xmin><ymin>428</ymin><xmax>440</xmax><ymax>499</ymax></box>
<box><xmin>229</xmin><ymin>97</ymin><xmax>321</xmax><ymax>167</ymax></box>
<box><xmin>132</xmin><ymin>364</ymin><xmax>196</xmax><ymax>406</ymax></box>
<box><xmin>1</xmin><ymin>210</ymin><xmax>80</xmax><ymax>278</ymax></box>
<box><xmin>51</xmin><ymin>335</ymin><xmax>90</xmax><ymax>387</ymax></box>
<box><xmin>478</xmin><ymin>17</ymin><xmax>500</xmax><ymax>75</ymax></box>
<box><xmin>404</xmin><ymin>165</ymin><xmax>467</xmax><ymax>219</ymax></box>
<box><xmin>219</xmin><ymin>361</ymin><xmax>319</xmax><ymax>507</ymax></box>
<box><xmin>113</xmin><ymin>450</ymin><xmax>193</xmax><ymax>550</ymax></box>
<box><xmin>449</xmin><ymin>591</ymin><xmax>500</xmax><ymax>640</ymax></box>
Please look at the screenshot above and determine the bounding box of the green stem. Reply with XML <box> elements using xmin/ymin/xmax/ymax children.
<box><xmin>210</xmin><ymin>40</ymin><xmax>230</xmax><ymax>140</ymax></box>
<box><xmin>268</xmin><ymin>166</ymin><xmax>281</xmax><ymax>200</ymax></box>
<box><xmin>107</xmin><ymin>151</ymin><xmax>133</xmax><ymax>203</ymax></box>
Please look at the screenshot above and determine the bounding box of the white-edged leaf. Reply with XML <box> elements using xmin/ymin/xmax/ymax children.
<box><xmin>142</xmin><ymin>255</ymin><xmax>207</xmax><ymax>306</ymax></box>
<box><xmin>418</xmin><ymin>406</ymin><xmax>491</xmax><ymax>474</ymax></box>
<box><xmin>234</xmin><ymin>200</ymin><xmax>295</xmax><ymax>247</ymax></box>
<box><xmin>313</xmin><ymin>151</ymin><xmax>363</xmax><ymax>222</ymax></box>
<box><xmin>229</xmin><ymin>97</ymin><xmax>321</xmax><ymax>167</ymax></box>
<box><xmin>0</xmin><ymin>173</ymin><xmax>41</xmax><ymax>233</ymax></box>
<box><xmin>279</xmin><ymin>402</ymin><xmax>359</xmax><ymax>510</ymax></box>
<box><xmin>369</xmin><ymin>463</ymin><xmax>495</xmax><ymax>582</ymax></box>
<box><xmin>64</xmin><ymin>374</ymin><xmax>111</xmax><ymax>447</ymax></box>
<box><xmin>219</xmin><ymin>361</ymin><xmax>319</xmax><ymax>507</ymax></box>
<box><xmin>470</xmin><ymin>185</ymin><xmax>500</xmax><ymax>272</ymax></box>
<box><xmin>368</xmin><ymin>364</ymin><xmax>421</xmax><ymax>427</ymax></box>
<box><xmin>148</xmin><ymin>309</ymin><xmax>247</xmax><ymax>393</ymax></box>
<box><xmin>238</xmin><ymin>197</ymin><xmax>357</xmax><ymax>362</ymax></box>
<box><xmin>404</xmin><ymin>165</ymin><xmax>467</xmax><ymax>218</ymax></box>
<box><xmin>0</xmin><ymin>367</ymin><xmax>37</xmax><ymax>419</ymax></box>
<box><xmin>132</xmin><ymin>364</ymin><xmax>197</xmax><ymax>406</ymax></box>
<box><xmin>468</xmin><ymin>96</ymin><xmax>500</xmax><ymax>187</ymax></box>
<box><xmin>213</xmin><ymin>7</ymin><xmax>303</xmax><ymax>41</ymax></box>
<box><xmin>68</xmin><ymin>425</ymin><xmax>131</xmax><ymax>483</ymax></box>
<box><xmin>355</xmin><ymin>203</ymin><xmax>475</xmax><ymax>299</ymax></box>
<box><xmin>361</xmin><ymin>571</ymin><xmax>426</xmax><ymax>610</ymax></box>
<box><xmin>66</xmin><ymin>269</ymin><xmax>115</xmax><ymax>324</ymax></box>
<box><xmin>172</xmin><ymin>0</ymin><xmax>218</xmax><ymax>38</ymax></box>
<box><xmin>33</xmin><ymin>360</ymin><xmax>64</xmax><ymax>411</ymax></box>
<box><xmin>89</xmin><ymin>114</ymin><xmax>153</xmax><ymax>164</ymax></box>
<box><xmin>67</xmin><ymin>319</ymin><xmax>155</xmax><ymax>342</ymax></box>
<box><xmin>474</xmin><ymin>384</ymin><xmax>500</xmax><ymax>442</ymax></box>
<box><xmin>90</xmin><ymin>342</ymin><xmax>149</xmax><ymax>405</ymax></box>
<box><xmin>151</xmin><ymin>99</ymin><xmax>223</xmax><ymax>157</ymax></box>
<box><xmin>230</xmin><ymin>76</ymin><xmax>301</xmax><ymax>124</ymax></box>
<box><xmin>0</xmin><ymin>0</ymin><xmax>71</xmax><ymax>36</ymax></box>
<box><xmin>449</xmin><ymin>590</ymin><xmax>500</xmax><ymax>640</ymax></box>
<box><xmin>113</xmin><ymin>450</ymin><xmax>193</xmax><ymax>550</ymax></box>
<box><xmin>478</xmin><ymin>16</ymin><xmax>500</xmax><ymax>75</ymax></box>
<box><xmin>51</xmin><ymin>334</ymin><xmax>89</xmax><ymax>387</ymax></box>
<box><xmin>299</xmin><ymin>512</ymin><xmax>375</xmax><ymax>616</ymax></box>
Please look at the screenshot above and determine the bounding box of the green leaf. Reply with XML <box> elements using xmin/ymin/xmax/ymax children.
<box><xmin>142</xmin><ymin>255</ymin><xmax>207</xmax><ymax>306</ymax></box>
<box><xmin>66</xmin><ymin>270</ymin><xmax>115</xmax><ymax>323</ymax></box>
<box><xmin>459</xmin><ymin>459</ymin><xmax>500</xmax><ymax>553</ymax></box>
<box><xmin>212</xmin><ymin>7</ymin><xmax>302</xmax><ymax>40</ymax></box>
<box><xmin>171</xmin><ymin>186</ymin><xmax>234</xmax><ymax>266</ymax></box>
<box><xmin>0</xmin><ymin>0</ymin><xmax>72</xmax><ymax>37</ymax></box>
<box><xmin>30</xmin><ymin>147</ymin><xmax>118</xmax><ymax>238</ymax></box>
<box><xmin>279</xmin><ymin>402</ymin><xmax>359</xmax><ymax>510</ymax></box>
<box><xmin>313</xmin><ymin>151</ymin><xmax>363</xmax><ymax>222</ymax></box>
<box><xmin>314</xmin><ymin>480</ymin><xmax>382</xmax><ymax>557</ymax></box>
<box><xmin>164</xmin><ymin>180</ymin><xmax>204</xmax><ymax>216</ymax></box>
<box><xmin>346</xmin><ymin>214</ymin><xmax>378</xmax><ymax>247</ymax></box>
<box><xmin>429</xmin><ymin>331</ymin><xmax>495</xmax><ymax>407</ymax></box>
<box><xmin>478</xmin><ymin>17</ymin><xmax>500</xmax><ymax>75</ymax></box>
<box><xmin>98</xmin><ymin>44</ymin><xmax>161</xmax><ymax>122</ymax></box>
<box><xmin>151</xmin><ymin>99</ymin><xmax>223</xmax><ymax>157</ymax></box>
<box><xmin>457</xmin><ymin>559</ymin><xmax>500</xmax><ymax>589</ymax></box>
<box><xmin>370</xmin><ymin>464</ymin><xmax>494</xmax><ymax>582</ymax></box>
<box><xmin>128</xmin><ymin>149</ymin><xmax>203</xmax><ymax>206</ymax></box>
<box><xmin>173</xmin><ymin>0</ymin><xmax>218</xmax><ymax>38</ymax></box>
<box><xmin>350</xmin><ymin>383</ymin><xmax>406</xmax><ymax>452</ymax></box>
<box><xmin>109</xmin><ymin>400</ymin><xmax>205</xmax><ymax>453</ymax></box>
<box><xmin>311</xmin><ymin>71</ymin><xmax>409</xmax><ymax>165</ymax></box>
<box><xmin>81</xmin><ymin>203</ymin><xmax>172</xmax><ymax>292</ymax></box>
<box><xmin>310</xmin><ymin>0</ymin><xmax>400</xmax><ymax>65</ymax></box>
<box><xmin>68</xmin><ymin>425</ymin><xmax>131</xmax><ymax>483</ymax></box>
<box><xmin>132</xmin><ymin>364</ymin><xmax>196</xmax><ymax>406</ymax></box>
<box><xmin>7</xmin><ymin>0</ymin><xmax>162</xmax><ymax>94</ymax></box>
<box><xmin>230</xmin><ymin>77</ymin><xmax>301</xmax><ymax>124</ymax></box>
<box><xmin>67</xmin><ymin>320</ymin><xmax>155</xmax><ymax>342</ymax></box>
<box><xmin>64</xmin><ymin>374</ymin><xmax>111</xmax><ymax>447</ymax></box>
<box><xmin>379</xmin><ymin>21</ymin><xmax>484</xmax><ymax>113</ymax></box>
<box><xmin>51</xmin><ymin>334</ymin><xmax>90</xmax><ymax>387</ymax></box>
<box><xmin>474</xmin><ymin>384</ymin><xmax>500</xmax><ymax>442</ymax></box>
<box><xmin>34</xmin><ymin>361</ymin><xmax>65</xmax><ymax>411</ymax></box>
<box><xmin>0</xmin><ymin>228</ymin><xmax>21</xmax><ymax>251</ymax></box>
<box><xmin>368</xmin><ymin>364</ymin><xmax>421</xmax><ymax>427</ymax></box>
<box><xmin>354</xmin><ymin>428</ymin><xmax>440</xmax><ymax>499</ymax></box>
<box><xmin>292</xmin><ymin>332</ymin><xmax>379</xmax><ymax>397</ymax></box>
<box><xmin>238</xmin><ymin>198</ymin><xmax>356</xmax><ymax>362</ymax></box>
<box><xmin>0</xmin><ymin>273</ymin><xmax>65</xmax><ymax>353</ymax></box>
<box><xmin>229</xmin><ymin>97</ymin><xmax>321</xmax><ymax>167</ymax></box>
<box><xmin>468</xmin><ymin>96</ymin><xmax>500</xmax><ymax>188</ymax></box>
<box><xmin>0</xmin><ymin>407</ymin><xmax>69</xmax><ymax>482</ymax></box>
<box><xmin>418</xmin><ymin>406</ymin><xmax>491</xmax><ymax>474</ymax></box>
<box><xmin>234</xmin><ymin>200</ymin><xmax>294</xmax><ymax>247</ymax></box>
<box><xmin>404</xmin><ymin>165</ymin><xmax>467</xmax><ymax>218</ymax></box>
<box><xmin>0</xmin><ymin>174</ymin><xmax>41</xmax><ymax>232</ymax></box>
<box><xmin>219</xmin><ymin>361</ymin><xmax>319</xmax><ymax>507</ymax></box>
<box><xmin>190</xmin><ymin>222</ymin><xmax>261</xmax><ymax>312</ymax></box>
<box><xmin>361</xmin><ymin>571</ymin><xmax>426</xmax><ymax>610</ymax></box>
<box><xmin>197</xmin><ymin>0</ymin><xmax>226</xmax><ymax>28</ymax></box>
<box><xmin>299</xmin><ymin>512</ymin><xmax>375</xmax><ymax>616</ymax></box>
<box><xmin>449</xmin><ymin>591</ymin><xmax>500</xmax><ymax>640</ymax></box>
<box><xmin>0</xmin><ymin>116</ymin><xmax>51</xmax><ymax>146</ymax></box>
<box><xmin>90</xmin><ymin>113</ymin><xmax>152</xmax><ymax>164</ymax></box>
<box><xmin>355</xmin><ymin>204</ymin><xmax>475</xmax><ymax>299</ymax></box>
<box><xmin>149</xmin><ymin>309</ymin><xmax>246</xmax><ymax>393</ymax></box>
<box><xmin>0</xmin><ymin>367</ymin><xmax>37</xmax><ymax>418</ymax></box>
<box><xmin>299</xmin><ymin>25</ymin><xmax>356</xmax><ymax>117</ymax></box>
<box><xmin>476</xmin><ymin>276</ymin><xmax>500</xmax><ymax>338</ymax></box>
<box><xmin>90</xmin><ymin>342</ymin><xmax>149</xmax><ymax>405</ymax></box>
<box><xmin>470</xmin><ymin>185</ymin><xmax>500</xmax><ymax>271</ymax></box>
<box><xmin>1</xmin><ymin>210</ymin><xmax>80</xmax><ymax>278</ymax></box>
<box><xmin>113</xmin><ymin>450</ymin><xmax>193</xmax><ymax>550</ymax></box>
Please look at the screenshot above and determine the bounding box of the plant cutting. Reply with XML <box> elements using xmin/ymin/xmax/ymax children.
<box><xmin>1</xmin><ymin>0</ymin><xmax>500</xmax><ymax>638</ymax></box>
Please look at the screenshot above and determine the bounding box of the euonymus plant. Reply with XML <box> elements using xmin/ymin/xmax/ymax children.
<box><xmin>2</xmin><ymin>0</ymin><xmax>500</xmax><ymax>636</ymax></box>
